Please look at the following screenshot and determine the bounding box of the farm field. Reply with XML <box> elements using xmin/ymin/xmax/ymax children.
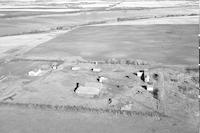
<box><xmin>25</xmin><ymin>24</ymin><xmax>198</xmax><ymax>65</ymax></box>
<box><xmin>0</xmin><ymin>0</ymin><xmax>199</xmax><ymax>133</ymax></box>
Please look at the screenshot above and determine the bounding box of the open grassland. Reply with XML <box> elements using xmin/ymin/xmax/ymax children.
<box><xmin>0</xmin><ymin>105</ymin><xmax>197</xmax><ymax>133</ymax></box>
<box><xmin>0</xmin><ymin>59</ymin><xmax>198</xmax><ymax>132</ymax></box>
<box><xmin>25</xmin><ymin>25</ymin><xmax>198</xmax><ymax>65</ymax></box>
<box><xmin>0</xmin><ymin>1</ymin><xmax>199</xmax><ymax>133</ymax></box>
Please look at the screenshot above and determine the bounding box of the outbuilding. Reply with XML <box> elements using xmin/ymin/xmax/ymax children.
<box><xmin>91</xmin><ymin>68</ymin><xmax>101</xmax><ymax>72</ymax></box>
<box><xmin>71</xmin><ymin>66</ymin><xmax>81</xmax><ymax>71</ymax></box>
<box><xmin>141</xmin><ymin>84</ymin><xmax>154</xmax><ymax>92</ymax></box>
<box><xmin>51</xmin><ymin>62</ymin><xmax>58</xmax><ymax>70</ymax></box>
<box><xmin>135</xmin><ymin>69</ymin><xmax>150</xmax><ymax>83</ymax></box>
<box><xmin>74</xmin><ymin>82</ymin><xmax>103</xmax><ymax>97</ymax></box>
<box><xmin>97</xmin><ymin>76</ymin><xmax>108</xmax><ymax>83</ymax></box>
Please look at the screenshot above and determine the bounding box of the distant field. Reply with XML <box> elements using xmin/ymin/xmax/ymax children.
<box><xmin>0</xmin><ymin>5</ymin><xmax>197</xmax><ymax>36</ymax></box>
<box><xmin>25</xmin><ymin>24</ymin><xmax>198</xmax><ymax>65</ymax></box>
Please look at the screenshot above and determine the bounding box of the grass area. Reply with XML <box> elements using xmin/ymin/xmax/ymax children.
<box><xmin>0</xmin><ymin>1</ymin><xmax>198</xmax><ymax>133</ymax></box>
<box><xmin>0</xmin><ymin>105</ymin><xmax>196</xmax><ymax>133</ymax></box>
<box><xmin>25</xmin><ymin>24</ymin><xmax>198</xmax><ymax>65</ymax></box>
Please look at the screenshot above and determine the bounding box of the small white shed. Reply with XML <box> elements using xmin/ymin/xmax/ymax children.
<box><xmin>136</xmin><ymin>71</ymin><xmax>143</xmax><ymax>77</ymax></box>
<box><xmin>146</xmin><ymin>85</ymin><xmax>154</xmax><ymax>92</ymax></box>
<box><xmin>71</xmin><ymin>66</ymin><xmax>81</xmax><ymax>71</ymax></box>
<box><xmin>145</xmin><ymin>75</ymin><xmax>150</xmax><ymax>83</ymax></box>
<box><xmin>97</xmin><ymin>76</ymin><xmax>108</xmax><ymax>83</ymax></box>
<box><xmin>91</xmin><ymin>68</ymin><xmax>101</xmax><ymax>72</ymax></box>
